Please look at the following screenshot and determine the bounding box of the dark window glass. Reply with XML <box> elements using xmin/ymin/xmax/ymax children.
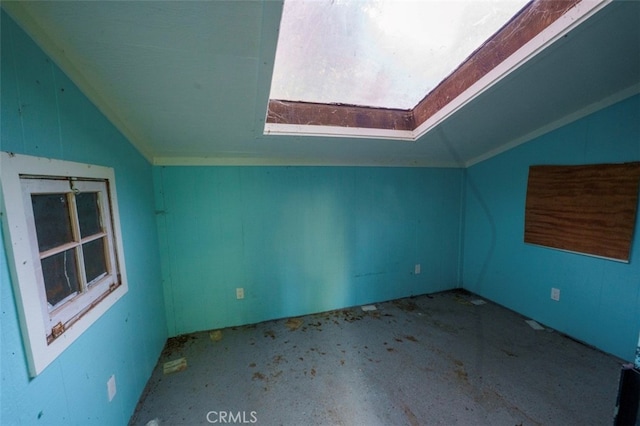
<box><xmin>76</xmin><ymin>192</ymin><xmax>102</xmax><ymax>238</ymax></box>
<box><xmin>83</xmin><ymin>238</ymin><xmax>108</xmax><ymax>284</ymax></box>
<box><xmin>41</xmin><ymin>249</ymin><xmax>80</xmax><ymax>307</ymax></box>
<box><xmin>31</xmin><ymin>194</ymin><xmax>74</xmax><ymax>252</ymax></box>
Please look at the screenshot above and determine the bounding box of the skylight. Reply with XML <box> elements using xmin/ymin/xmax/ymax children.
<box><xmin>269</xmin><ymin>0</ymin><xmax>531</xmax><ymax>110</ymax></box>
<box><xmin>265</xmin><ymin>0</ymin><xmax>588</xmax><ymax>139</ymax></box>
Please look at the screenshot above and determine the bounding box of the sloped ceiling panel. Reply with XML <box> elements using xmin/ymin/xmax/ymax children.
<box><xmin>2</xmin><ymin>0</ymin><xmax>639</xmax><ymax>166</ymax></box>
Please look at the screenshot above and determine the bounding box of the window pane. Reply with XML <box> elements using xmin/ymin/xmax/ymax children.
<box><xmin>41</xmin><ymin>249</ymin><xmax>80</xmax><ymax>308</ymax></box>
<box><xmin>83</xmin><ymin>238</ymin><xmax>108</xmax><ymax>284</ymax></box>
<box><xmin>31</xmin><ymin>193</ymin><xmax>74</xmax><ymax>252</ymax></box>
<box><xmin>76</xmin><ymin>192</ymin><xmax>102</xmax><ymax>237</ymax></box>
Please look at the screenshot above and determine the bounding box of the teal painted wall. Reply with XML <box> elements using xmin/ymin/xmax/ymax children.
<box><xmin>1</xmin><ymin>12</ymin><xmax>166</xmax><ymax>425</ymax></box>
<box><xmin>462</xmin><ymin>95</ymin><xmax>640</xmax><ymax>360</ymax></box>
<box><xmin>154</xmin><ymin>166</ymin><xmax>464</xmax><ymax>336</ymax></box>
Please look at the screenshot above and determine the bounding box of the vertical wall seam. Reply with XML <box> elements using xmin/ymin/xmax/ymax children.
<box><xmin>54</xmin><ymin>360</ymin><xmax>73</xmax><ymax>423</ymax></box>
<box><xmin>50</xmin><ymin>61</ymin><xmax>63</xmax><ymax>159</ymax></box>
<box><xmin>155</xmin><ymin>167</ymin><xmax>177</xmax><ymax>336</ymax></box>
<box><xmin>7</xmin><ymin>22</ymin><xmax>27</xmax><ymax>152</ymax></box>
<box><xmin>458</xmin><ymin>168</ymin><xmax>467</xmax><ymax>289</ymax></box>
<box><xmin>163</xmin><ymin>168</ymin><xmax>178</xmax><ymax>336</ymax></box>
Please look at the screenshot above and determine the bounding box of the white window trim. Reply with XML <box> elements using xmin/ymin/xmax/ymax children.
<box><xmin>0</xmin><ymin>152</ymin><xmax>129</xmax><ymax>377</ymax></box>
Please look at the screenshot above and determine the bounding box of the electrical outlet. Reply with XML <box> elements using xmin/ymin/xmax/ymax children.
<box><xmin>236</xmin><ymin>288</ymin><xmax>244</xmax><ymax>300</ymax></box>
<box><xmin>551</xmin><ymin>287</ymin><xmax>560</xmax><ymax>302</ymax></box>
<box><xmin>107</xmin><ymin>375</ymin><xmax>116</xmax><ymax>402</ymax></box>
<box><xmin>414</xmin><ymin>264</ymin><xmax>421</xmax><ymax>275</ymax></box>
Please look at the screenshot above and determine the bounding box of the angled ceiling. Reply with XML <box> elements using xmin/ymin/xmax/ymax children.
<box><xmin>2</xmin><ymin>0</ymin><xmax>639</xmax><ymax>167</ymax></box>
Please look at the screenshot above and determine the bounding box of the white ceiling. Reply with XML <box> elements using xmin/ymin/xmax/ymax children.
<box><xmin>3</xmin><ymin>0</ymin><xmax>639</xmax><ymax>167</ymax></box>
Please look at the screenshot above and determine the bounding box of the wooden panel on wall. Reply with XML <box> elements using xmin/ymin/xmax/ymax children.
<box><xmin>524</xmin><ymin>162</ymin><xmax>640</xmax><ymax>262</ymax></box>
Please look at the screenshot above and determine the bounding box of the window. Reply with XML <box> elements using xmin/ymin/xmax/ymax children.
<box><xmin>1</xmin><ymin>152</ymin><xmax>128</xmax><ymax>376</ymax></box>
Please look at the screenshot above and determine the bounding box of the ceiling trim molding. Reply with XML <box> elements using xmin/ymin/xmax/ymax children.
<box><xmin>152</xmin><ymin>155</ymin><xmax>461</xmax><ymax>168</ymax></box>
<box><xmin>263</xmin><ymin>123</ymin><xmax>415</xmax><ymax>141</ymax></box>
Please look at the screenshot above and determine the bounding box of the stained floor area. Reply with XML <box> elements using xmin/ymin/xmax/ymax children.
<box><xmin>130</xmin><ymin>290</ymin><xmax>623</xmax><ymax>425</ymax></box>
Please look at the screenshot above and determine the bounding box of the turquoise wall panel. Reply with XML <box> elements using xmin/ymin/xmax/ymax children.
<box><xmin>0</xmin><ymin>12</ymin><xmax>166</xmax><ymax>425</ymax></box>
<box><xmin>154</xmin><ymin>166</ymin><xmax>463</xmax><ymax>336</ymax></box>
<box><xmin>462</xmin><ymin>95</ymin><xmax>640</xmax><ymax>360</ymax></box>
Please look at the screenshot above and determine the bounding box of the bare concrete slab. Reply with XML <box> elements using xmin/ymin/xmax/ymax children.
<box><xmin>130</xmin><ymin>290</ymin><xmax>623</xmax><ymax>425</ymax></box>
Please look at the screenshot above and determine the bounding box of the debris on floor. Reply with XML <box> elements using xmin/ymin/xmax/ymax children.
<box><xmin>163</xmin><ymin>357</ymin><xmax>187</xmax><ymax>374</ymax></box>
<box><xmin>131</xmin><ymin>291</ymin><xmax>623</xmax><ymax>426</ymax></box>
<box><xmin>393</xmin><ymin>299</ymin><xmax>419</xmax><ymax>311</ymax></box>
<box><xmin>470</xmin><ymin>299</ymin><xmax>486</xmax><ymax>306</ymax></box>
<box><xmin>361</xmin><ymin>304</ymin><xmax>377</xmax><ymax>311</ymax></box>
<box><xmin>285</xmin><ymin>318</ymin><xmax>304</xmax><ymax>331</ymax></box>
<box><xmin>209</xmin><ymin>329</ymin><xmax>223</xmax><ymax>342</ymax></box>
<box><xmin>454</xmin><ymin>295</ymin><xmax>473</xmax><ymax>306</ymax></box>
<box><xmin>162</xmin><ymin>334</ymin><xmax>195</xmax><ymax>356</ymax></box>
<box><xmin>526</xmin><ymin>319</ymin><xmax>544</xmax><ymax>330</ymax></box>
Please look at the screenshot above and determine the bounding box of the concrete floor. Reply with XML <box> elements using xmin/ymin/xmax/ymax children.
<box><xmin>130</xmin><ymin>290</ymin><xmax>624</xmax><ymax>425</ymax></box>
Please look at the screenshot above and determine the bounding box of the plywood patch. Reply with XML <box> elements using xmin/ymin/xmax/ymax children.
<box><xmin>524</xmin><ymin>162</ymin><xmax>640</xmax><ymax>262</ymax></box>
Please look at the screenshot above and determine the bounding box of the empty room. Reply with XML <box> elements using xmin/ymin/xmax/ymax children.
<box><xmin>1</xmin><ymin>0</ymin><xmax>639</xmax><ymax>424</ymax></box>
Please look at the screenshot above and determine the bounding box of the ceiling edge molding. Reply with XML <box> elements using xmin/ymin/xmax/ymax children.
<box><xmin>1</xmin><ymin>3</ymin><xmax>156</xmax><ymax>164</ymax></box>
<box><xmin>152</xmin><ymin>156</ymin><xmax>462</xmax><ymax>168</ymax></box>
<box><xmin>465</xmin><ymin>83</ymin><xmax>640</xmax><ymax>168</ymax></box>
<box><xmin>264</xmin><ymin>123</ymin><xmax>415</xmax><ymax>141</ymax></box>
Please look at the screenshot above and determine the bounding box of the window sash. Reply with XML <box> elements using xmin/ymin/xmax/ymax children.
<box><xmin>20</xmin><ymin>177</ymin><xmax>120</xmax><ymax>342</ymax></box>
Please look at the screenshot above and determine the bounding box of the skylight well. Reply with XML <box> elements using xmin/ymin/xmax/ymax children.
<box><xmin>265</xmin><ymin>0</ymin><xmax>588</xmax><ymax>139</ymax></box>
<box><xmin>270</xmin><ymin>0</ymin><xmax>530</xmax><ymax>110</ymax></box>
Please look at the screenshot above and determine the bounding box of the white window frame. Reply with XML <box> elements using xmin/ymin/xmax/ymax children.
<box><xmin>0</xmin><ymin>152</ymin><xmax>128</xmax><ymax>376</ymax></box>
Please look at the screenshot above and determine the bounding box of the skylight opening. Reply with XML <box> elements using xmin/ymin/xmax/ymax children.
<box><xmin>269</xmin><ymin>0</ymin><xmax>531</xmax><ymax>110</ymax></box>
<box><xmin>265</xmin><ymin>0</ymin><xmax>591</xmax><ymax>138</ymax></box>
